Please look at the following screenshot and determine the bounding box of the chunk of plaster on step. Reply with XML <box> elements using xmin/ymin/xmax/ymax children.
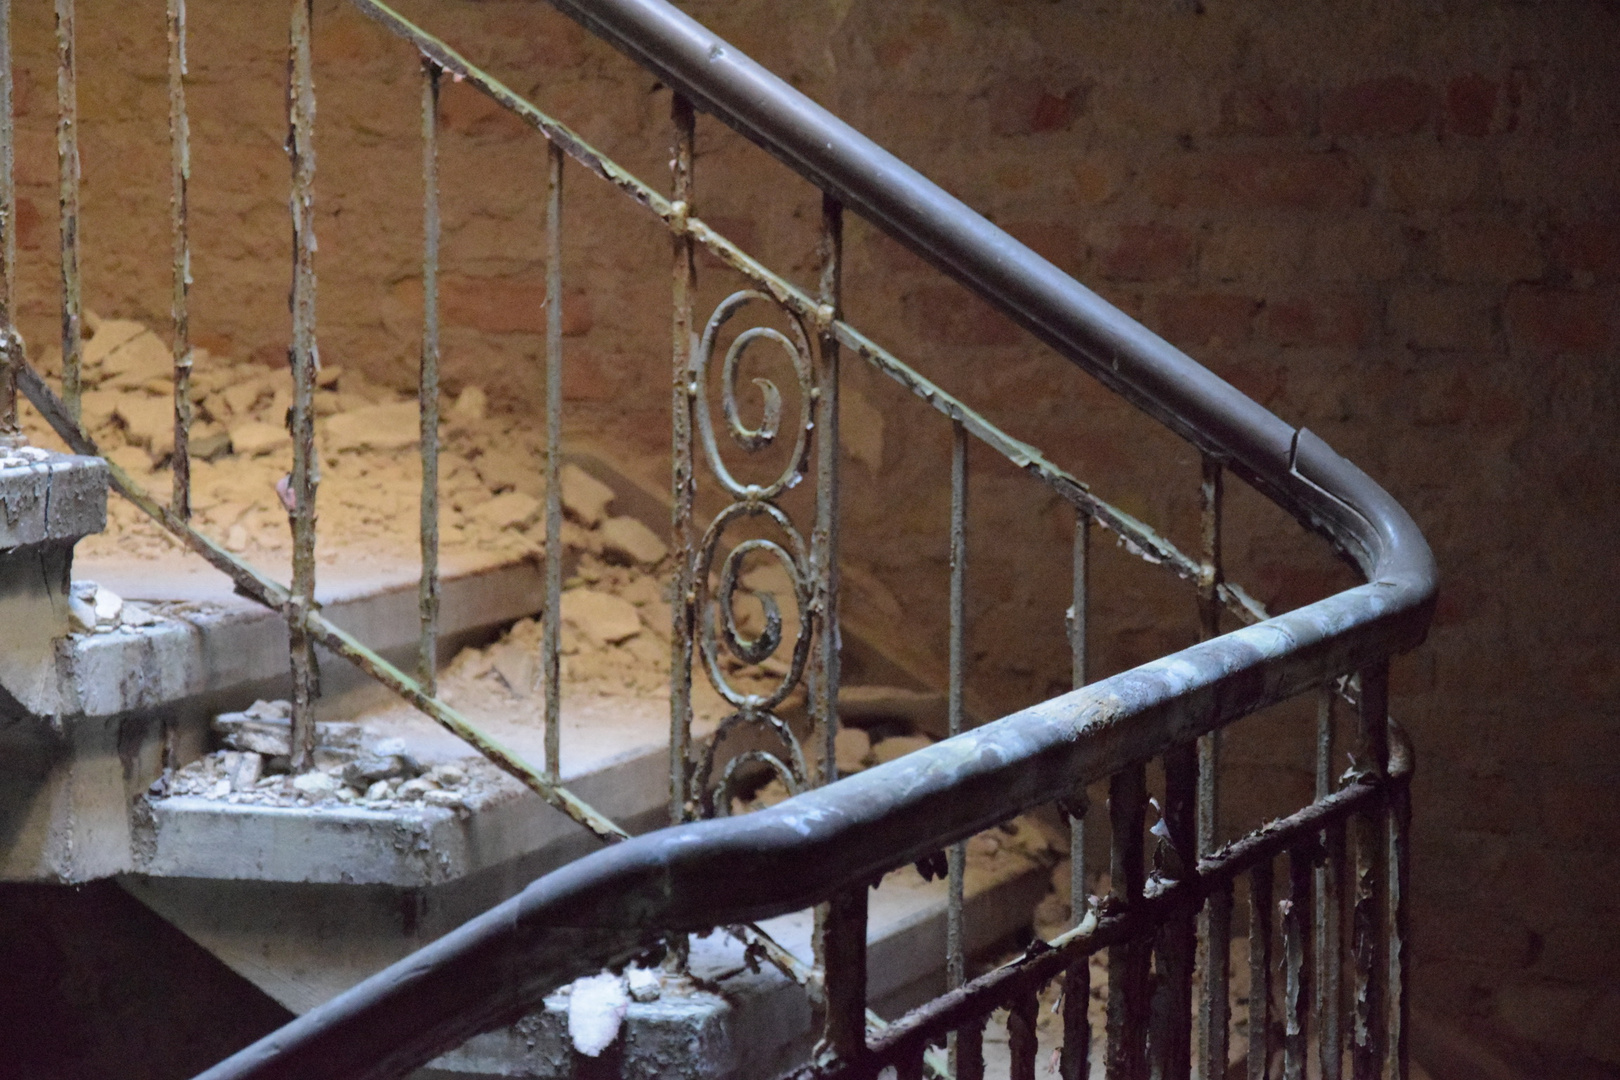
<box><xmin>567</xmin><ymin>972</ymin><xmax>629</xmax><ymax>1057</ymax></box>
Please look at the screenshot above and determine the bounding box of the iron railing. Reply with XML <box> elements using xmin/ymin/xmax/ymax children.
<box><xmin>0</xmin><ymin>0</ymin><xmax>1435</xmax><ymax>1078</ymax></box>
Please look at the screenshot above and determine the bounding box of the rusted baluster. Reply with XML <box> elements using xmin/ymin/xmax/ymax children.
<box><xmin>1204</xmin><ymin>878</ymin><xmax>1234</xmax><ymax>1080</ymax></box>
<box><xmin>1069</xmin><ymin>506</ymin><xmax>1090</xmax><ymax>690</ymax></box>
<box><xmin>946</xmin><ymin>418</ymin><xmax>969</xmax><ymax>1072</ymax></box>
<box><xmin>812</xmin><ymin>191</ymin><xmax>842</xmax><ymax>792</ymax></box>
<box><xmin>1351</xmin><ymin>666</ymin><xmax>1389</xmax><ymax>1080</ymax></box>
<box><xmin>286</xmin><ymin>0</ymin><xmax>320</xmax><ymax>772</ymax></box>
<box><xmin>1317</xmin><ymin>691</ymin><xmax>1343</xmax><ymax>1080</ymax></box>
<box><xmin>819</xmin><ymin>885</ymin><xmax>868</xmax><ymax>1064</ymax></box>
<box><xmin>667</xmin><ymin>92</ymin><xmax>696</xmax><ymax>827</ymax></box>
<box><xmin>0</xmin><ymin>0</ymin><xmax>17</xmax><ymax>437</ymax></box>
<box><xmin>55</xmin><ymin>0</ymin><xmax>81</xmax><ymax>421</ymax></box>
<box><xmin>957</xmin><ymin>1017</ymin><xmax>986</xmax><ymax>1080</ymax></box>
<box><xmin>1248</xmin><ymin>860</ymin><xmax>1273</xmax><ymax>1080</ymax></box>
<box><xmin>894</xmin><ymin>1043</ymin><xmax>926</xmax><ymax>1080</ymax></box>
<box><xmin>1106</xmin><ymin>763</ymin><xmax>1148</xmax><ymax>1080</ymax></box>
<box><xmin>1388</xmin><ymin>748</ymin><xmax>1410</xmax><ymax>1080</ymax></box>
<box><xmin>1197</xmin><ymin>455</ymin><xmax>1226</xmax><ymax>1080</ymax></box>
<box><xmin>416</xmin><ymin>58</ymin><xmax>441</xmax><ymax>694</ymax></box>
<box><xmin>1061</xmin><ymin>945</ymin><xmax>1090</xmax><ymax>1080</ymax></box>
<box><xmin>1283</xmin><ymin>847</ymin><xmax>1313</xmax><ymax>1080</ymax></box>
<box><xmin>1009</xmin><ymin>986</ymin><xmax>1040</xmax><ymax>1080</ymax></box>
<box><xmin>540</xmin><ymin>139</ymin><xmax>565</xmax><ymax>779</ymax></box>
<box><xmin>168</xmin><ymin>0</ymin><xmax>192</xmax><ymax>517</ymax></box>
<box><xmin>1156</xmin><ymin>741</ymin><xmax>1198</xmax><ymax>1080</ymax></box>
<box><xmin>1060</xmin><ymin>479</ymin><xmax>1091</xmax><ymax>1080</ymax></box>
<box><xmin>1321</xmin><ymin>819</ymin><xmax>1347</xmax><ymax>1080</ymax></box>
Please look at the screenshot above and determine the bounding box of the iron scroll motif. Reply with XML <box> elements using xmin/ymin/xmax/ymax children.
<box><xmin>685</xmin><ymin>290</ymin><xmax>821</xmax><ymax>818</ymax></box>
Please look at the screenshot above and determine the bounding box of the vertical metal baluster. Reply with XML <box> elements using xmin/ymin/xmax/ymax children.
<box><xmin>1156</xmin><ymin>741</ymin><xmax>1198</xmax><ymax>1080</ymax></box>
<box><xmin>895</xmin><ymin>1042</ymin><xmax>925</xmax><ymax>1080</ymax></box>
<box><xmin>1351</xmin><ymin>666</ymin><xmax>1389</xmax><ymax>1080</ymax></box>
<box><xmin>1248</xmin><ymin>860</ymin><xmax>1274</xmax><ymax>1080</ymax></box>
<box><xmin>0</xmin><ymin>0</ymin><xmax>17</xmax><ymax>438</ymax></box>
<box><xmin>1106</xmin><ymin>763</ymin><xmax>1148</xmax><ymax>1080</ymax></box>
<box><xmin>1388</xmin><ymin>755</ymin><xmax>1410</xmax><ymax>1080</ymax></box>
<box><xmin>1322</xmin><ymin>820</ymin><xmax>1348</xmax><ymax>1080</ymax></box>
<box><xmin>416</xmin><ymin>58</ymin><xmax>441</xmax><ymax>694</ymax></box>
<box><xmin>55</xmin><ymin>0</ymin><xmax>81</xmax><ymax>421</ymax></box>
<box><xmin>168</xmin><ymin>0</ymin><xmax>192</xmax><ymax>518</ymax></box>
<box><xmin>1009</xmin><ymin>986</ymin><xmax>1040</xmax><ymax>1080</ymax></box>
<box><xmin>1317</xmin><ymin>691</ymin><xmax>1343</xmax><ymax>1080</ymax></box>
<box><xmin>812</xmin><ymin>191</ymin><xmax>841</xmax><ymax>793</ymax></box>
<box><xmin>667</xmin><ymin>92</ymin><xmax>696</xmax><ymax>827</ymax></box>
<box><xmin>1205</xmin><ymin>879</ymin><xmax>1234</xmax><ymax>1080</ymax></box>
<box><xmin>1197</xmin><ymin>455</ymin><xmax>1227</xmax><ymax>1080</ymax></box>
<box><xmin>820</xmin><ymin>884</ymin><xmax>869</xmax><ymax>1063</ymax></box>
<box><xmin>1061</xmin><ymin>946</ymin><xmax>1090</xmax><ymax>1080</ymax></box>
<box><xmin>286</xmin><ymin>0</ymin><xmax>320</xmax><ymax>772</ymax></box>
<box><xmin>946</xmin><ymin>418</ymin><xmax>969</xmax><ymax>1074</ymax></box>
<box><xmin>1283</xmin><ymin>848</ymin><xmax>1313</xmax><ymax>1080</ymax></box>
<box><xmin>540</xmin><ymin>140</ymin><xmax>564</xmax><ymax>780</ymax></box>
<box><xmin>1061</xmin><ymin>507</ymin><xmax>1091</xmax><ymax>1080</ymax></box>
<box><xmin>957</xmin><ymin>1017</ymin><xmax>986</xmax><ymax>1080</ymax></box>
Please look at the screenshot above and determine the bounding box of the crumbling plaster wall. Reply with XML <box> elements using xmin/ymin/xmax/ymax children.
<box><xmin>2</xmin><ymin>0</ymin><xmax>1617</xmax><ymax>1071</ymax></box>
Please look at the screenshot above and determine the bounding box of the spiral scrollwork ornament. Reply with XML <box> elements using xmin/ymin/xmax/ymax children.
<box><xmin>680</xmin><ymin>290</ymin><xmax>825</xmax><ymax>818</ymax></box>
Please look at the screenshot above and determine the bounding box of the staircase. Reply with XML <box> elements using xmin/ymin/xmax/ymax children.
<box><xmin>0</xmin><ymin>1</ymin><xmax>1435</xmax><ymax>1079</ymax></box>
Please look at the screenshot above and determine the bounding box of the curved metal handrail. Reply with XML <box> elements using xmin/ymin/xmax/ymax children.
<box><xmin>193</xmin><ymin>2</ymin><xmax>1436</xmax><ymax>1077</ymax></box>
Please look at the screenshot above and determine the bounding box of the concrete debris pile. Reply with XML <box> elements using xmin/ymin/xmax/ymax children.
<box><xmin>18</xmin><ymin>313</ymin><xmax>647</xmax><ymax>574</ymax></box>
<box><xmin>66</xmin><ymin>579</ymin><xmax>166</xmax><ymax>634</ymax></box>
<box><xmin>161</xmin><ymin>699</ymin><xmax>493</xmax><ymax>812</ymax></box>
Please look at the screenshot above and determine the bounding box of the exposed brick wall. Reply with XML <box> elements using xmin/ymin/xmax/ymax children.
<box><xmin>4</xmin><ymin>0</ymin><xmax>1617</xmax><ymax>1071</ymax></box>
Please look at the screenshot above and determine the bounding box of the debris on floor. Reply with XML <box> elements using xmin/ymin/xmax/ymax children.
<box><xmin>17</xmin><ymin>312</ymin><xmax>596</xmax><ymax>575</ymax></box>
<box><xmin>159</xmin><ymin>698</ymin><xmax>495</xmax><ymax>811</ymax></box>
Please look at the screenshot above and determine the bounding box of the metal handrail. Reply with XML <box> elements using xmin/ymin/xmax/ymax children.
<box><xmin>187</xmin><ymin>2</ymin><xmax>1436</xmax><ymax>1078</ymax></box>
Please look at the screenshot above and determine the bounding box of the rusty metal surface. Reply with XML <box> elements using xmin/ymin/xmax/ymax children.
<box><xmin>541</xmin><ymin>139</ymin><xmax>562</xmax><ymax>778</ymax></box>
<box><xmin>417</xmin><ymin>59</ymin><xmax>441</xmax><ymax>694</ymax></box>
<box><xmin>168</xmin><ymin>0</ymin><xmax>192</xmax><ymax>519</ymax></box>
<box><xmin>1285</xmin><ymin>846</ymin><xmax>1315</xmax><ymax>1080</ymax></box>
<box><xmin>54</xmin><ymin>0</ymin><xmax>80</xmax><ymax>421</ymax></box>
<box><xmin>190</xmin><ymin>707</ymin><xmax>1411</xmax><ymax>1080</ymax></box>
<box><xmin>0</xmin><ymin>0</ymin><xmax>14</xmax><ymax>437</ymax></box>
<box><xmin>286</xmin><ymin>0</ymin><xmax>320</xmax><ymax>773</ymax></box>
<box><xmin>667</xmin><ymin>91</ymin><xmax>696</xmax><ymax>825</ymax></box>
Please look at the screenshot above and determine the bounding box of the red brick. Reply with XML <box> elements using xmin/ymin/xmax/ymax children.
<box><xmin>1307</xmin><ymin>220</ymin><xmax>1409</xmax><ymax>281</ymax></box>
<box><xmin>1322</xmin><ymin>75</ymin><xmax>1436</xmax><ymax>137</ymax></box>
<box><xmin>1411</xmin><ymin>368</ymin><xmax>1472</xmax><ymax>426</ymax></box>
<box><xmin>991</xmin><ymin>80</ymin><xmax>1090</xmax><ymax>136</ymax></box>
<box><xmin>1217</xmin><ymin>85</ymin><xmax>1312</xmax><ymax>136</ymax></box>
<box><xmin>903</xmin><ymin>284</ymin><xmax>1021</xmax><ymax>347</ymax></box>
<box><xmin>1389</xmin><ymin>287</ymin><xmax>1497</xmax><ymax>352</ymax></box>
<box><xmin>437</xmin><ymin>275</ymin><xmax>592</xmax><ymax>337</ymax></box>
<box><xmin>1439</xmin><ymin>223</ymin><xmax>1544</xmax><ymax>284</ymax></box>
<box><xmin>13</xmin><ymin>195</ymin><xmax>42</xmax><ymax>251</ymax></box>
<box><xmin>1152</xmin><ymin>292</ymin><xmax>1259</xmax><ymax>349</ymax></box>
<box><xmin>1550</xmin><ymin>219</ymin><xmax>1620</xmax><ymax>281</ymax></box>
<box><xmin>1504</xmin><ymin>286</ymin><xmax>1619</xmax><ymax>359</ymax></box>
<box><xmin>1446</xmin><ymin>73</ymin><xmax>1498</xmax><ymax>138</ymax></box>
<box><xmin>1148</xmin><ymin>151</ymin><xmax>1368</xmax><ymax>210</ymax></box>
<box><xmin>1264</xmin><ymin>293</ymin><xmax>1376</xmax><ymax>347</ymax></box>
<box><xmin>1096</xmin><ymin>222</ymin><xmax>1193</xmax><ymax>281</ymax></box>
<box><xmin>439</xmin><ymin>82</ymin><xmax>528</xmax><ymax>140</ymax></box>
<box><xmin>1386</xmin><ymin>145</ymin><xmax>1486</xmax><ymax>212</ymax></box>
<box><xmin>1001</xmin><ymin>221</ymin><xmax>1081</xmax><ymax>275</ymax></box>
